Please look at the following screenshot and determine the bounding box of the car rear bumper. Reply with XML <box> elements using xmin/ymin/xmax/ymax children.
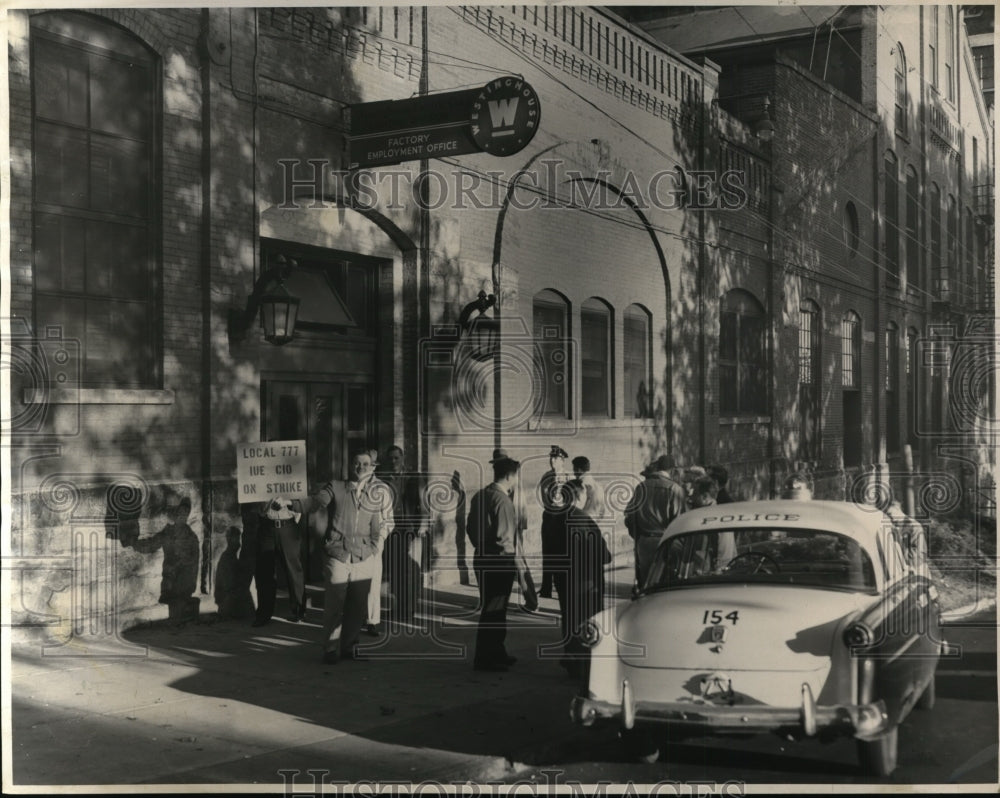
<box><xmin>570</xmin><ymin>680</ymin><xmax>889</xmax><ymax>738</ymax></box>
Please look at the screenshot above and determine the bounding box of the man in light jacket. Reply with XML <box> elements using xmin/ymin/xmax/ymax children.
<box><xmin>624</xmin><ymin>453</ymin><xmax>687</xmax><ymax>587</ymax></box>
<box><xmin>307</xmin><ymin>449</ymin><xmax>393</xmax><ymax>664</ymax></box>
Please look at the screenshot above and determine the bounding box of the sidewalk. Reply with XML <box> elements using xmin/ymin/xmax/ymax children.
<box><xmin>9</xmin><ymin>577</ymin><xmax>628</xmax><ymax>789</ymax></box>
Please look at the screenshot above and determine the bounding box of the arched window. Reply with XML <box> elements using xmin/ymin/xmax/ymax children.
<box><xmin>884</xmin><ymin>152</ymin><xmax>900</xmax><ymax>280</ymax></box>
<box><xmin>799</xmin><ymin>299</ymin><xmax>821</xmax><ymax>460</ymax></box>
<box><xmin>944</xmin><ymin>7</ymin><xmax>955</xmax><ymax>101</ymax></box>
<box><xmin>624</xmin><ymin>304</ymin><xmax>653</xmax><ymax>418</ymax></box>
<box><xmin>965</xmin><ymin>207</ymin><xmax>975</xmax><ymax>303</ymax></box>
<box><xmin>895</xmin><ymin>44</ymin><xmax>908</xmax><ymax>136</ymax></box>
<box><xmin>930</xmin><ymin>183</ymin><xmax>942</xmax><ymax>297</ymax></box>
<box><xmin>581</xmin><ymin>297</ymin><xmax>612</xmax><ymax>416</ymax></box>
<box><xmin>885</xmin><ymin>322</ymin><xmax>900</xmax><ymax>453</ymax></box>
<box><xmin>719</xmin><ymin>289</ymin><xmax>766</xmax><ymax>415</ymax></box>
<box><xmin>841</xmin><ymin>311</ymin><xmax>862</xmax><ymax>467</ymax></box>
<box><xmin>32</xmin><ymin>12</ymin><xmax>159</xmax><ymax>387</ymax></box>
<box><xmin>929</xmin><ymin>6</ymin><xmax>939</xmax><ymax>90</ymax></box>
<box><xmin>843</xmin><ymin>200</ymin><xmax>859</xmax><ymax>258</ymax></box>
<box><xmin>533</xmin><ymin>290</ymin><xmax>570</xmax><ymax>417</ymax></box>
<box><xmin>945</xmin><ymin>195</ymin><xmax>957</xmax><ymax>299</ymax></box>
<box><xmin>906</xmin><ymin>328</ymin><xmax>919</xmax><ymax>449</ymax></box>
<box><xmin>905</xmin><ymin>166</ymin><xmax>920</xmax><ymax>291</ymax></box>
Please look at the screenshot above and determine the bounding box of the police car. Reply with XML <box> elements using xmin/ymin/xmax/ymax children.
<box><xmin>570</xmin><ymin>501</ymin><xmax>943</xmax><ymax>777</ymax></box>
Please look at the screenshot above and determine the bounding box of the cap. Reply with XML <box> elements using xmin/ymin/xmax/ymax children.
<box><xmin>550</xmin><ymin>445</ymin><xmax>569</xmax><ymax>459</ymax></box>
<box><xmin>489</xmin><ymin>448</ymin><xmax>511</xmax><ymax>463</ymax></box>
<box><xmin>651</xmin><ymin>453</ymin><xmax>675</xmax><ymax>473</ymax></box>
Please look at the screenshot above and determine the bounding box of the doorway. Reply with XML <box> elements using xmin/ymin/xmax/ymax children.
<box><xmin>263</xmin><ymin>379</ymin><xmax>376</xmax><ymax>582</ymax></box>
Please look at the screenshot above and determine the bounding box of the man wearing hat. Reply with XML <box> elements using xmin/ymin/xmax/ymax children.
<box><xmin>538</xmin><ymin>445</ymin><xmax>570</xmax><ymax>599</ymax></box>
<box><xmin>624</xmin><ymin>453</ymin><xmax>687</xmax><ymax>587</ymax></box>
<box><xmin>468</xmin><ymin>454</ymin><xmax>523</xmax><ymax>671</ymax></box>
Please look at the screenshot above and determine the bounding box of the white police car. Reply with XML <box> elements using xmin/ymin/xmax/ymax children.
<box><xmin>570</xmin><ymin>501</ymin><xmax>943</xmax><ymax>776</ymax></box>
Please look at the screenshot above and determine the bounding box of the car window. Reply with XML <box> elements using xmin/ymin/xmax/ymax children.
<box><xmin>645</xmin><ymin>528</ymin><xmax>877</xmax><ymax>593</ymax></box>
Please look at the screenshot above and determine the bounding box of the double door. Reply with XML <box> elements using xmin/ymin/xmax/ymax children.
<box><xmin>262</xmin><ymin>379</ymin><xmax>375</xmax><ymax>581</ymax></box>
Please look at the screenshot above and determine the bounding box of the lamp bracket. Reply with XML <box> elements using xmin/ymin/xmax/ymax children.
<box><xmin>228</xmin><ymin>257</ymin><xmax>296</xmax><ymax>344</ymax></box>
<box><xmin>457</xmin><ymin>290</ymin><xmax>497</xmax><ymax>330</ymax></box>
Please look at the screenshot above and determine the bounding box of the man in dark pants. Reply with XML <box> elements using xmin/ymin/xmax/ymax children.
<box><xmin>380</xmin><ymin>444</ymin><xmax>427</xmax><ymax>623</ymax></box>
<box><xmin>468</xmin><ymin>455</ymin><xmax>522</xmax><ymax>672</ymax></box>
<box><xmin>538</xmin><ymin>445</ymin><xmax>570</xmax><ymax>599</ymax></box>
<box><xmin>246</xmin><ymin>497</ymin><xmax>306</xmax><ymax>627</ymax></box>
<box><xmin>560</xmin><ymin>479</ymin><xmax>611</xmax><ymax>680</ymax></box>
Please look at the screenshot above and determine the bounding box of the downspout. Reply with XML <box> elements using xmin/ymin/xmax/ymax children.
<box><xmin>198</xmin><ymin>8</ymin><xmax>214</xmax><ymax>596</ymax></box>
<box><xmin>418</xmin><ymin>6</ymin><xmax>431</xmax><ymax>477</ymax></box>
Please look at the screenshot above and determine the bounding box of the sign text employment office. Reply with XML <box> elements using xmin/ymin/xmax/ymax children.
<box><xmin>349</xmin><ymin>77</ymin><xmax>540</xmax><ymax>168</ymax></box>
<box><xmin>236</xmin><ymin>440</ymin><xmax>308</xmax><ymax>503</ymax></box>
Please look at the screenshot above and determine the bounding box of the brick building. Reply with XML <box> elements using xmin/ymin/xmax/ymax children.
<box><xmin>4</xmin><ymin>5</ymin><xmax>994</xmax><ymax>637</ymax></box>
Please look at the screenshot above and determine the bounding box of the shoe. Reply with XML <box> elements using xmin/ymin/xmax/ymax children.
<box><xmin>502</xmin><ymin>655</ymin><xmax>518</xmax><ymax>666</ymax></box>
<box><xmin>473</xmin><ymin>660</ymin><xmax>509</xmax><ymax>673</ymax></box>
<box><xmin>251</xmin><ymin>618</ymin><xmax>270</xmax><ymax>628</ymax></box>
<box><xmin>365</xmin><ymin>623</ymin><xmax>382</xmax><ymax>637</ymax></box>
<box><xmin>289</xmin><ymin>608</ymin><xmax>305</xmax><ymax>623</ymax></box>
<box><xmin>538</xmin><ymin>590</ymin><xmax>552</xmax><ymax>599</ymax></box>
<box><xmin>321</xmin><ymin>651</ymin><xmax>340</xmax><ymax>665</ymax></box>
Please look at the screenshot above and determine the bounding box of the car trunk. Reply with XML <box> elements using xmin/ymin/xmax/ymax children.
<box><xmin>616</xmin><ymin>585</ymin><xmax>874</xmax><ymax>706</ymax></box>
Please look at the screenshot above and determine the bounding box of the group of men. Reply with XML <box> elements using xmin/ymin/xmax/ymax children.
<box><xmin>624</xmin><ymin>454</ymin><xmax>735</xmax><ymax>585</ymax></box>
<box><xmin>466</xmin><ymin>446</ymin><xmax>611</xmax><ymax>676</ymax></box>
<box><xmin>243</xmin><ymin>443</ymin><xmax>739</xmax><ymax>671</ymax></box>
<box><xmin>244</xmin><ymin>445</ymin><xmax>425</xmax><ymax>665</ymax></box>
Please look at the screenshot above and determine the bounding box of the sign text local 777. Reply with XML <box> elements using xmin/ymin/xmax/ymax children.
<box><xmin>236</xmin><ymin>440</ymin><xmax>308</xmax><ymax>503</ymax></box>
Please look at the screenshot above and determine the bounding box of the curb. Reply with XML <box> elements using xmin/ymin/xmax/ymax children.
<box><xmin>941</xmin><ymin>597</ymin><xmax>997</xmax><ymax>624</ymax></box>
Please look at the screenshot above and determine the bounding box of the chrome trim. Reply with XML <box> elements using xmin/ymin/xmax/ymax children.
<box><xmin>570</xmin><ymin>691</ymin><xmax>889</xmax><ymax>739</ymax></box>
<box><xmin>621</xmin><ymin>679</ymin><xmax>635</xmax><ymax>730</ymax></box>
<box><xmin>801</xmin><ymin>683</ymin><xmax>817</xmax><ymax>737</ymax></box>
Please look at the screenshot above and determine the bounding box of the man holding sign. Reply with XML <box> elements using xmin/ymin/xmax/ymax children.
<box><xmin>305</xmin><ymin>449</ymin><xmax>394</xmax><ymax>664</ymax></box>
<box><xmin>236</xmin><ymin>440</ymin><xmax>309</xmax><ymax>626</ymax></box>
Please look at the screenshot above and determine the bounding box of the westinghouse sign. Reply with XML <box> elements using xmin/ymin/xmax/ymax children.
<box><xmin>349</xmin><ymin>77</ymin><xmax>540</xmax><ymax>168</ymax></box>
<box><xmin>236</xmin><ymin>440</ymin><xmax>308</xmax><ymax>503</ymax></box>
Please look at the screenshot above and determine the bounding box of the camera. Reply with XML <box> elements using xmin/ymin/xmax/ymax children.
<box><xmin>1</xmin><ymin>319</ymin><xmax>81</xmax><ymax>437</ymax></box>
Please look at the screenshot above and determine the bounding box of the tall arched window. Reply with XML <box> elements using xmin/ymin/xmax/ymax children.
<box><xmin>884</xmin><ymin>152</ymin><xmax>900</xmax><ymax>281</ymax></box>
<box><xmin>945</xmin><ymin>195</ymin><xmax>957</xmax><ymax>299</ymax></box>
<box><xmin>906</xmin><ymin>328</ymin><xmax>919</xmax><ymax>449</ymax></box>
<box><xmin>944</xmin><ymin>7</ymin><xmax>955</xmax><ymax>101</ymax></box>
<box><xmin>895</xmin><ymin>44</ymin><xmax>908</xmax><ymax>136</ymax></box>
<box><xmin>581</xmin><ymin>297</ymin><xmax>612</xmax><ymax>416</ymax></box>
<box><xmin>624</xmin><ymin>304</ymin><xmax>653</xmax><ymax>418</ymax></box>
<box><xmin>885</xmin><ymin>322</ymin><xmax>900</xmax><ymax>453</ymax></box>
<box><xmin>533</xmin><ymin>290</ymin><xmax>570</xmax><ymax>417</ymax></box>
<box><xmin>905</xmin><ymin>166</ymin><xmax>920</xmax><ymax>291</ymax></box>
<box><xmin>929</xmin><ymin>6</ymin><xmax>939</xmax><ymax>90</ymax></box>
<box><xmin>843</xmin><ymin>201</ymin><xmax>859</xmax><ymax>258</ymax></box>
<box><xmin>930</xmin><ymin>183</ymin><xmax>942</xmax><ymax>297</ymax></box>
<box><xmin>965</xmin><ymin>207</ymin><xmax>975</xmax><ymax>303</ymax></box>
<box><xmin>799</xmin><ymin>299</ymin><xmax>821</xmax><ymax>460</ymax></box>
<box><xmin>719</xmin><ymin>289</ymin><xmax>767</xmax><ymax>415</ymax></box>
<box><xmin>32</xmin><ymin>12</ymin><xmax>160</xmax><ymax>387</ymax></box>
<box><xmin>841</xmin><ymin>311</ymin><xmax>862</xmax><ymax>467</ymax></box>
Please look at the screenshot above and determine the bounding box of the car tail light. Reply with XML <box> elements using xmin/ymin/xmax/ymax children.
<box><xmin>843</xmin><ymin>622</ymin><xmax>873</xmax><ymax>648</ymax></box>
<box><xmin>581</xmin><ymin>620</ymin><xmax>602</xmax><ymax>648</ymax></box>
